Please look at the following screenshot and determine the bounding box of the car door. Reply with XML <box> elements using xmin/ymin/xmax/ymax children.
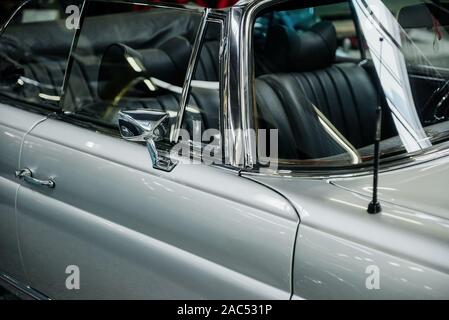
<box><xmin>0</xmin><ymin>0</ymin><xmax>80</xmax><ymax>287</ymax></box>
<box><xmin>15</xmin><ymin>1</ymin><xmax>299</xmax><ymax>299</ymax></box>
<box><xmin>0</xmin><ymin>104</ymin><xmax>46</xmax><ymax>286</ymax></box>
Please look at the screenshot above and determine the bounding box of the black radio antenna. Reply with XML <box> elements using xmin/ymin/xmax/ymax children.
<box><xmin>367</xmin><ymin>37</ymin><xmax>384</xmax><ymax>214</ymax></box>
<box><xmin>367</xmin><ymin>105</ymin><xmax>383</xmax><ymax>214</ymax></box>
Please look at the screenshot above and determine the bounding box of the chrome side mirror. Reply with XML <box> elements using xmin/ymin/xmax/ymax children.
<box><xmin>118</xmin><ymin>110</ymin><xmax>177</xmax><ymax>172</ymax></box>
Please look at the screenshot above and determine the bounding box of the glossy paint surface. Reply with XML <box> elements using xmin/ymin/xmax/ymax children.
<box><xmin>249</xmin><ymin>167</ymin><xmax>449</xmax><ymax>299</ymax></box>
<box><xmin>17</xmin><ymin>118</ymin><xmax>298</xmax><ymax>299</ymax></box>
<box><xmin>293</xmin><ymin>223</ymin><xmax>449</xmax><ymax>299</ymax></box>
<box><xmin>0</xmin><ymin>103</ymin><xmax>46</xmax><ymax>283</ymax></box>
<box><xmin>2</xmin><ymin>0</ymin><xmax>449</xmax><ymax>300</ymax></box>
<box><xmin>332</xmin><ymin>153</ymin><xmax>449</xmax><ymax>221</ymax></box>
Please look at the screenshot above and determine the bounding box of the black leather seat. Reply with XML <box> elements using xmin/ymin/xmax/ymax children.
<box><xmin>256</xmin><ymin>22</ymin><xmax>382</xmax><ymax>160</ymax></box>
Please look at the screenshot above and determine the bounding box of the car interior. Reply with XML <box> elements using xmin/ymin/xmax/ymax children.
<box><xmin>1</xmin><ymin>0</ymin><xmax>449</xmax><ymax>165</ymax></box>
<box><xmin>253</xmin><ymin>0</ymin><xmax>449</xmax><ymax>164</ymax></box>
<box><xmin>252</xmin><ymin>1</ymin><xmax>401</xmax><ymax>162</ymax></box>
<box><xmin>0</xmin><ymin>5</ymin><xmax>221</xmax><ymax>140</ymax></box>
<box><xmin>254</xmin><ymin>19</ymin><xmax>397</xmax><ymax>160</ymax></box>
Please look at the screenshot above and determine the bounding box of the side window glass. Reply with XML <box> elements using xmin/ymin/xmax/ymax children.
<box><xmin>62</xmin><ymin>1</ymin><xmax>202</xmax><ymax>147</ymax></box>
<box><xmin>253</xmin><ymin>0</ymin><xmax>449</xmax><ymax>171</ymax></box>
<box><xmin>252</xmin><ymin>1</ymin><xmax>398</xmax><ymax>169</ymax></box>
<box><xmin>181</xmin><ymin>22</ymin><xmax>222</xmax><ymax>159</ymax></box>
<box><xmin>0</xmin><ymin>0</ymin><xmax>81</xmax><ymax>108</ymax></box>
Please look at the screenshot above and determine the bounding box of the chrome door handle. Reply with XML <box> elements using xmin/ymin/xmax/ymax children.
<box><xmin>15</xmin><ymin>168</ymin><xmax>55</xmax><ymax>189</ymax></box>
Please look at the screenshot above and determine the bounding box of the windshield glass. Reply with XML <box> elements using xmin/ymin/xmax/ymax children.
<box><xmin>354</xmin><ymin>0</ymin><xmax>448</xmax><ymax>152</ymax></box>
<box><xmin>252</xmin><ymin>0</ymin><xmax>449</xmax><ymax>169</ymax></box>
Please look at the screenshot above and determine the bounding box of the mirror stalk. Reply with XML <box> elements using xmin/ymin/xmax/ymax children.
<box><xmin>118</xmin><ymin>110</ymin><xmax>178</xmax><ymax>172</ymax></box>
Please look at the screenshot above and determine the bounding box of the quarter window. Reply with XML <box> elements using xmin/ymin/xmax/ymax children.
<box><xmin>62</xmin><ymin>1</ymin><xmax>204</xmax><ymax>147</ymax></box>
<box><xmin>62</xmin><ymin>1</ymin><xmax>223</xmax><ymax>157</ymax></box>
<box><xmin>181</xmin><ymin>22</ymin><xmax>223</xmax><ymax>158</ymax></box>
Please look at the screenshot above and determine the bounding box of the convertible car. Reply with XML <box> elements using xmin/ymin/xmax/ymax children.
<box><xmin>1</xmin><ymin>0</ymin><xmax>449</xmax><ymax>299</ymax></box>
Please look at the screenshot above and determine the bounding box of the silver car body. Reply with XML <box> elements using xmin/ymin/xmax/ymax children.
<box><xmin>0</xmin><ymin>0</ymin><xmax>448</xmax><ymax>299</ymax></box>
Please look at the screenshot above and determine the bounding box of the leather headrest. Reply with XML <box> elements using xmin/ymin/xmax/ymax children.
<box><xmin>265</xmin><ymin>21</ymin><xmax>337</xmax><ymax>72</ymax></box>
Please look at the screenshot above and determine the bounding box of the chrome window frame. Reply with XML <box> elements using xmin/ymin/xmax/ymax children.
<box><xmin>171</xmin><ymin>12</ymin><xmax>229</xmax><ymax>166</ymax></box>
<box><xmin>224</xmin><ymin>3</ymin><xmax>253</xmax><ymax>169</ymax></box>
<box><xmin>224</xmin><ymin>0</ymin><xmax>299</xmax><ymax>170</ymax></box>
<box><xmin>59</xmin><ymin>1</ymin><xmax>235</xmax><ymax>167</ymax></box>
<box><xmin>60</xmin><ymin>0</ymin><xmax>88</xmax><ymax>100</ymax></box>
<box><xmin>0</xmin><ymin>0</ymin><xmax>32</xmax><ymax>36</ymax></box>
<box><xmin>235</xmin><ymin>0</ymin><xmax>289</xmax><ymax>170</ymax></box>
<box><xmin>172</xmin><ymin>8</ymin><xmax>211</xmax><ymax>143</ymax></box>
<box><xmin>238</xmin><ymin>0</ymin><xmax>396</xmax><ymax>177</ymax></box>
<box><xmin>236</xmin><ymin>0</ymin><xmax>449</xmax><ymax>177</ymax></box>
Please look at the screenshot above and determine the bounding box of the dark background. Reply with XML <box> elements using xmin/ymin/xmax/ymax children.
<box><xmin>0</xmin><ymin>286</ymin><xmax>19</xmax><ymax>300</ymax></box>
<box><xmin>0</xmin><ymin>0</ymin><xmax>17</xmax><ymax>25</ymax></box>
<box><xmin>0</xmin><ymin>0</ymin><xmax>239</xmax><ymax>27</ymax></box>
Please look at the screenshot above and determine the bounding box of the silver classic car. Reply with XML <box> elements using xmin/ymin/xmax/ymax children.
<box><xmin>1</xmin><ymin>0</ymin><xmax>449</xmax><ymax>299</ymax></box>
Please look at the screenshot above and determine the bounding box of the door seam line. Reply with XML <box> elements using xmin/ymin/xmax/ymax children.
<box><xmin>240</xmin><ymin>174</ymin><xmax>301</xmax><ymax>300</ymax></box>
<box><xmin>14</xmin><ymin>116</ymin><xmax>49</xmax><ymax>286</ymax></box>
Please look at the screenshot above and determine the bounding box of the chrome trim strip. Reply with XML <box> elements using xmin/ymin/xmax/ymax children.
<box><xmin>0</xmin><ymin>0</ymin><xmax>32</xmax><ymax>36</ymax></box>
<box><xmin>241</xmin><ymin>144</ymin><xmax>449</xmax><ymax>179</ymax></box>
<box><xmin>240</xmin><ymin>4</ymin><xmax>256</xmax><ymax>169</ymax></box>
<box><xmin>0</xmin><ymin>273</ymin><xmax>50</xmax><ymax>300</ymax></box>
<box><xmin>172</xmin><ymin>8</ymin><xmax>211</xmax><ymax>143</ymax></box>
<box><xmin>210</xmin><ymin>16</ymin><xmax>228</xmax><ymax>164</ymax></box>
<box><xmin>60</xmin><ymin>0</ymin><xmax>88</xmax><ymax>109</ymax></box>
<box><xmin>239</xmin><ymin>0</ymin><xmax>289</xmax><ymax>169</ymax></box>
<box><xmin>225</xmin><ymin>7</ymin><xmax>246</xmax><ymax>168</ymax></box>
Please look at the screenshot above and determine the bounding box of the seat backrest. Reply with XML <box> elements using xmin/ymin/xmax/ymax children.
<box><xmin>256</xmin><ymin>22</ymin><xmax>380</xmax><ymax>160</ymax></box>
